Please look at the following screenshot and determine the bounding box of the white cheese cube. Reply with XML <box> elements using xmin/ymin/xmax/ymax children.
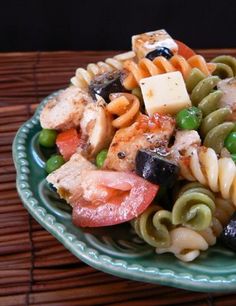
<box><xmin>132</xmin><ymin>29</ymin><xmax>178</xmax><ymax>60</ymax></box>
<box><xmin>140</xmin><ymin>71</ymin><xmax>191</xmax><ymax>116</ymax></box>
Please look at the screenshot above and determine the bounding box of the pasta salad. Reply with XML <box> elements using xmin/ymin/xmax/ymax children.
<box><xmin>38</xmin><ymin>29</ymin><xmax>236</xmax><ymax>262</ymax></box>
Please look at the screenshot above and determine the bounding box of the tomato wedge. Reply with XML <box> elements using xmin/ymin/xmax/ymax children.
<box><xmin>72</xmin><ymin>170</ymin><xmax>159</xmax><ymax>227</ymax></box>
<box><xmin>56</xmin><ymin>128</ymin><xmax>81</xmax><ymax>161</ymax></box>
<box><xmin>175</xmin><ymin>40</ymin><xmax>196</xmax><ymax>59</ymax></box>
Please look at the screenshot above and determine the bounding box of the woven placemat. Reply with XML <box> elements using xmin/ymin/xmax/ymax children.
<box><xmin>1</xmin><ymin>50</ymin><xmax>236</xmax><ymax>306</ymax></box>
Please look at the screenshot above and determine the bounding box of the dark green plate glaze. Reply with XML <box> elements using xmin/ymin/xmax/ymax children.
<box><xmin>13</xmin><ymin>91</ymin><xmax>236</xmax><ymax>292</ymax></box>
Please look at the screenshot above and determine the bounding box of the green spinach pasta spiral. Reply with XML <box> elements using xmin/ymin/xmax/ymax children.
<box><xmin>172</xmin><ymin>182</ymin><xmax>215</xmax><ymax>231</ymax></box>
<box><xmin>211</xmin><ymin>55</ymin><xmax>236</xmax><ymax>79</ymax></box>
<box><xmin>186</xmin><ymin>68</ymin><xmax>234</xmax><ymax>153</ymax></box>
<box><xmin>132</xmin><ymin>205</ymin><xmax>173</xmax><ymax>248</ymax></box>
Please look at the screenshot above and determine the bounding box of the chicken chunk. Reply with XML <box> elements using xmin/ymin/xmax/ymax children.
<box><xmin>80</xmin><ymin>96</ymin><xmax>115</xmax><ymax>157</ymax></box>
<box><xmin>104</xmin><ymin>113</ymin><xmax>175</xmax><ymax>172</ymax></box>
<box><xmin>217</xmin><ymin>77</ymin><xmax>236</xmax><ymax>120</ymax></box>
<box><xmin>170</xmin><ymin>130</ymin><xmax>201</xmax><ymax>177</ymax></box>
<box><xmin>171</xmin><ymin>130</ymin><xmax>201</xmax><ymax>156</ymax></box>
<box><xmin>40</xmin><ymin>86</ymin><xmax>93</xmax><ymax>130</ymax></box>
<box><xmin>47</xmin><ymin>153</ymin><xmax>96</xmax><ymax>205</ymax></box>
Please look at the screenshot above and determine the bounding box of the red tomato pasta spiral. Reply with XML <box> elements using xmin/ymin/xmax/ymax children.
<box><xmin>106</xmin><ymin>93</ymin><xmax>140</xmax><ymax>129</ymax></box>
<box><xmin>123</xmin><ymin>55</ymin><xmax>216</xmax><ymax>90</ymax></box>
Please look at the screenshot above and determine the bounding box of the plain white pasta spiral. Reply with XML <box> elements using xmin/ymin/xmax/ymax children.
<box><xmin>156</xmin><ymin>227</ymin><xmax>208</xmax><ymax>262</ymax></box>
<box><xmin>71</xmin><ymin>51</ymin><xmax>136</xmax><ymax>89</ymax></box>
<box><xmin>156</xmin><ymin>197</ymin><xmax>235</xmax><ymax>262</ymax></box>
<box><xmin>180</xmin><ymin>146</ymin><xmax>236</xmax><ymax>206</ymax></box>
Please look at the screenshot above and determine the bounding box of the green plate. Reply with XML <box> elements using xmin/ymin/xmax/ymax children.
<box><xmin>13</xmin><ymin>91</ymin><xmax>236</xmax><ymax>293</ymax></box>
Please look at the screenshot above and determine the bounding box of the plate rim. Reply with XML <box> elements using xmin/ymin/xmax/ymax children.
<box><xmin>12</xmin><ymin>91</ymin><xmax>236</xmax><ymax>293</ymax></box>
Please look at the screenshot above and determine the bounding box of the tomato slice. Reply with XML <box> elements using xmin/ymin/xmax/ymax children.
<box><xmin>175</xmin><ymin>40</ymin><xmax>196</xmax><ymax>59</ymax></box>
<box><xmin>72</xmin><ymin>170</ymin><xmax>159</xmax><ymax>227</ymax></box>
<box><xmin>56</xmin><ymin>128</ymin><xmax>81</xmax><ymax>161</ymax></box>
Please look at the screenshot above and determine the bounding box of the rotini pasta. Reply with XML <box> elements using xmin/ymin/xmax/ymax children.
<box><xmin>211</xmin><ymin>55</ymin><xmax>236</xmax><ymax>79</ymax></box>
<box><xmin>71</xmin><ymin>51</ymin><xmax>135</xmax><ymax>89</ymax></box>
<box><xmin>180</xmin><ymin>146</ymin><xmax>236</xmax><ymax>206</ymax></box>
<box><xmin>156</xmin><ymin>197</ymin><xmax>235</xmax><ymax>262</ymax></box>
<box><xmin>132</xmin><ymin>182</ymin><xmax>224</xmax><ymax>253</ymax></box>
<box><xmin>156</xmin><ymin>227</ymin><xmax>209</xmax><ymax>262</ymax></box>
<box><xmin>106</xmin><ymin>93</ymin><xmax>140</xmax><ymax>128</ymax></box>
<box><xmin>132</xmin><ymin>205</ymin><xmax>173</xmax><ymax>248</ymax></box>
<box><xmin>185</xmin><ymin>69</ymin><xmax>234</xmax><ymax>152</ymax></box>
<box><xmin>123</xmin><ymin>55</ymin><xmax>216</xmax><ymax>90</ymax></box>
<box><xmin>172</xmin><ymin>182</ymin><xmax>215</xmax><ymax>231</ymax></box>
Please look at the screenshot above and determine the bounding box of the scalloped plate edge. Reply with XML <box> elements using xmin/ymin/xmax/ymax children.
<box><xmin>12</xmin><ymin>91</ymin><xmax>236</xmax><ymax>293</ymax></box>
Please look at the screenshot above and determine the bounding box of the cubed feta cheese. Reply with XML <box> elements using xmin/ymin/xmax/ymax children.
<box><xmin>132</xmin><ymin>29</ymin><xmax>178</xmax><ymax>59</ymax></box>
<box><xmin>140</xmin><ymin>71</ymin><xmax>191</xmax><ymax>116</ymax></box>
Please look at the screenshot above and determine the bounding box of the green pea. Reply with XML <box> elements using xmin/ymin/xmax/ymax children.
<box><xmin>45</xmin><ymin>155</ymin><xmax>65</xmax><ymax>173</ymax></box>
<box><xmin>96</xmin><ymin>149</ymin><xmax>108</xmax><ymax>168</ymax></box>
<box><xmin>39</xmin><ymin>129</ymin><xmax>57</xmax><ymax>148</ymax></box>
<box><xmin>224</xmin><ymin>132</ymin><xmax>236</xmax><ymax>154</ymax></box>
<box><xmin>176</xmin><ymin>107</ymin><xmax>202</xmax><ymax>130</ymax></box>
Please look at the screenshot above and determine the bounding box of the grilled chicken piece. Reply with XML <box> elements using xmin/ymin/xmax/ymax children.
<box><xmin>40</xmin><ymin>86</ymin><xmax>93</xmax><ymax>130</ymax></box>
<box><xmin>104</xmin><ymin>113</ymin><xmax>175</xmax><ymax>172</ymax></box>
<box><xmin>217</xmin><ymin>77</ymin><xmax>236</xmax><ymax>120</ymax></box>
<box><xmin>171</xmin><ymin>130</ymin><xmax>201</xmax><ymax>157</ymax></box>
<box><xmin>170</xmin><ymin>130</ymin><xmax>201</xmax><ymax>179</ymax></box>
<box><xmin>80</xmin><ymin>96</ymin><xmax>115</xmax><ymax>157</ymax></box>
<box><xmin>47</xmin><ymin>153</ymin><xmax>96</xmax><ymax>205</ymax></box>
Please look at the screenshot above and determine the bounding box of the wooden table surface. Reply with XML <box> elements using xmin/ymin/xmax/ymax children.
<box><xmin>1</xmin><ymin>50</ymin><xmax>236</xmax><ymax>306</ymax></box>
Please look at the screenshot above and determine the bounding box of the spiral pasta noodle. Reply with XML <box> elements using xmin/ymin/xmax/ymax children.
<box><xmin>172</xmin><ymin>182</ymin><xmax>215</xmax><ymax>231</ymax></box>
<box><xmin>156</xmin><ymin>227</ymin><xmax>209</xmax><ymax>262</ymax></box>
<box><xmin>211</xmin><ymin>55</ymin><xmax>236</xmax><ymax>79</ymax></box>
<box><xmin>123</xmin><ymin>54</ymin><xmax>216</xmax><ymax>90</ymax></box>
<box><xmin>180</xmin><ymin>146</ymin><xmax>236</xmax><ymax>206</ymax></box>
<box><xmin>132</xmin><ymin>205</ymin><xmax>174</xmax><ymax>248</ymax></box>
<box><xmin>71</xmin><ymin>51</ymin><xmax>135</xmax><ymax>89</ymax></box>
<box><xmin>132</xmin><ymin>183</ymin><xmax>218</xmax><ymax>250</ymax></box>
<box><xmin>106</xmin><ymin>93</ymin><xmax>140</xmax><ymax>128</ymax></box>
<box><xmin>185</xmin><ymin>69</ymin><xmax>234</xmax><ymax>153</ymax></box>
<box><xmin>156</xmin><ymin>197</ymin><xmax>235</xmax><ymax>262</ymax></box>
<box><xmin>132</xmin><ymin>180</ymin><xmax>235</xmax><ymax>262</ymax></box>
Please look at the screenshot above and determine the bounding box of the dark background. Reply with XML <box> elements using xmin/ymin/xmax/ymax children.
<box><xmin>1</xmin><ymin>0</ymin><xmax>236</xmax><ymax>52</ymax></box>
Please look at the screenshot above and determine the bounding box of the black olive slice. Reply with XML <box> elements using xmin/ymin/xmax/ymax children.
<box><xmin>220</xmin><ymin>212</ymin><xmax>236</xmax><ymax>251</ymax></box>
<box><xmin>89</xmin><ymin>71</ymin><xmax>127</xmax><ymax>102</ymax></box>
<box><xmin>135</xmin><ymin>149</ymin><xmax>179</xmax><ymax>187</ymax></box>
<box><xmin>145</xmin><ymin>47</ymin><xmax>173</xmax><ymax>61</ymax></box>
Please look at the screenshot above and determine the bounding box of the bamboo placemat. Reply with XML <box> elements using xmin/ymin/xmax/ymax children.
<box><xmin>1</xmin><ymin>50</ymin><xmax>236</xmax><ymax>306</ymax></box>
